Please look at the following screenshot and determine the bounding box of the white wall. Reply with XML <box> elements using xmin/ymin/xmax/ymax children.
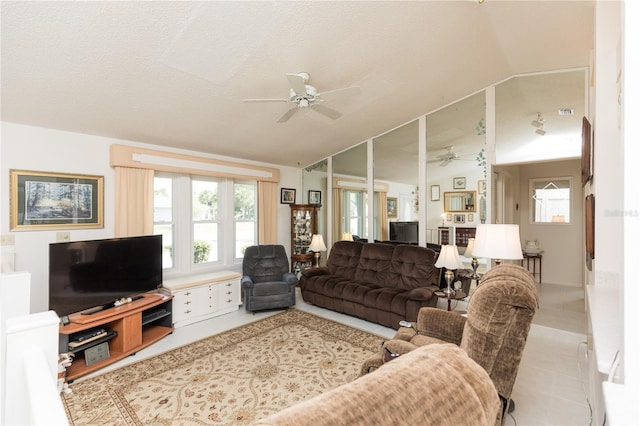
<box><xmin>0</xmin><ymin>122</ymin><xmax>299</xmax><ymax>314</ymax></box>
<box><xmin>517</xmin><ymin>159</ymin><xmax>583</xmax><ymax>287</ymax></box>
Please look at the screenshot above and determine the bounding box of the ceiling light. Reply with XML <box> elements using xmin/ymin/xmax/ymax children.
<box><xmin>530</xmin><ymin>112</ymin><xmax>545</xmax><ymax>128</ymax></box>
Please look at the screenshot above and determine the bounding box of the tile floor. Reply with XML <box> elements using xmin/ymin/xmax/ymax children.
<box><xmin>82</xmin><ymin>283</ymin><xmax>591</xmax><ymax>425</ymax></box>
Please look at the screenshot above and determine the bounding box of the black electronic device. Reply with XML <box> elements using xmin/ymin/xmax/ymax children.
<box><xmin>389</xmin><ymin>221</ymin><xmax>419</xmax><ymax>244</ymax></box>
<box><xmin>49</xmin><ymin>235</ymin><xmax>163</xmax><ymax>317</ymax></box>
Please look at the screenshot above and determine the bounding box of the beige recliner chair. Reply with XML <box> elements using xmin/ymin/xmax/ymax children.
<box><xmin>361</xmin><ymin>263</ymin><xmax>538</xmax><ymax>425</ymax></box>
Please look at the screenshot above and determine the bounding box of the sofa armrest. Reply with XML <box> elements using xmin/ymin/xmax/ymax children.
<box><xmin>241</xmin><ymin>276</ymin><xmax>254</xmax><ymax>288</ymax></box>
<box><xmin>282</xmin><ymin>272</ymin><xmax>298</xmax><ymax>285</ymax></box>
<box><xmin>416</xmin><ymin>307</ymin><xmax>467</xmax><ymax>345</ymax></box>
<box><xmin>405</xmin><ymin>284</ymin><xmax>439</xmax><ymax>301</ymax></box>
<box><xmin>300</xmin><ymin>266</ymin><xmax>329</xmax><ymax>279</ymax></box>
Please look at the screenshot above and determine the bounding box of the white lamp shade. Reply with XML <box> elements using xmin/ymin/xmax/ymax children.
<box><xmin>435</xmin><ymin>245</ymin><xmax>465</xmax><ymax>270</ymax></box>
<box><xmin>309</xmin><ymin>234</ymin><xmax>327</xmax><ymax>252</ymax></box>
<box><xmin>341</xmin><ymin>232</ymin><xmax>354</xmax><ymax>241</ymax></box>
<box><xmin>472</xmin><ymin>224</ymin><xmax>523</xmax><ymax>260</ymax></box>
<box><xmin>463</xmin><ymin>238</ymin><xmax>475</xmax><ymax>258</ymax></box>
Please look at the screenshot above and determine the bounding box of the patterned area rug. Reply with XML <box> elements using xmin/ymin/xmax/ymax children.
<box><xmin>62</xmin><ymin>309</ymin><xmax>383</xmax><ymax>425</ymax></box>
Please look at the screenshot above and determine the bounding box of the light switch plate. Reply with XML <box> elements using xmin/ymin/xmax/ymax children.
<box><xmin>0</xmin><ymin>234</ymin><xmax>15</xmax><ymax>246</ymax></box>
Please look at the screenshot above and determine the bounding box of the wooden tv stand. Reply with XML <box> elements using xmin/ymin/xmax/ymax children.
<box><xmin>59</xmin><ymin>292</ymin><xmax>173</xmax><ymax>381</ymax></box>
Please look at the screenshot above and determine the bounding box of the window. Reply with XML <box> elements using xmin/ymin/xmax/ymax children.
<box><xmin>530</xmin><ymin>177</ymin><xmax>571</xmax><ymax>224</ymax></box>
<box><xmin>344</xmin><ymin>190</ymin><xmax>368</xmax><ymax>238</ymax></box>
<box><xmin>154</xmin><ymin>174</ymin><xmax>257</xmax><ymax>274</ymax></box>
<box><xmin>342</xmin><ymin>190</ymin><xmax>383</xmax><ymax>239</ymax></box>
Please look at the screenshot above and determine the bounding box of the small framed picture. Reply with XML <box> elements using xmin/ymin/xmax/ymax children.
<box><xmin>446</xmin><ymin>213</ymin><xmax>452</xmax><ymax>221</ymax></box>
<box><xmin>430</xmin><ymin>185</ymin><xmax>440</xmax><ymax>201</ymax></box>
<box><xmin>280</xmin><ymin>188</ymin><xmax>296</xmax><ymax>204</ymax></box>
<box><xmin>478</xmin><ymin>179</ymin><xmax>487</xmax><ymax>195</ymax></box>
<box><xmin>453</xmin><ymin>177</ymin><xmax>466</xmax><ymax>189</ymax></box>
<box><xmin>467</xmin><ymin>213</ymin><xmax>474</xmax><ymax>222</ymax></box>
<box><xmin>308</xmin><ymin>190</ymin><xmax>322</xmax><ymax>205</ymax></box>
<box><xmin>387</xmin><ymin>197</ymin><xmax>398</xmax><ymax>218</ymax></box>
<box><xmin>453</xmin><ymin>214</ymin><xmax>465</xmax><ymax>224</ymax></box>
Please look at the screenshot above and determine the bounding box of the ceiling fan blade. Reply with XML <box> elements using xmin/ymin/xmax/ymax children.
<box><xmin>286</xmin><ymin>73</ymin><xmax>307</xmax><ymax>96</ymax></box>
<box><xmin>310</xmin><ymin>104</ymin><xmax>342</xmax><ymax>120</ymax></box>
<box><xmin>440</xmin><ymin>159</ymin><xmax>452</xmax><ymax>167</ymax></box>
<box><xmin>244</xmin><ymin>98</ymin><xmax>289</xmax><ymax>103</ymax></box>
<box><xmin>317</xmin><ymin>86</ymin><xmax>361</xmax><ymax>101</ymax></box>
<box><xmin>277</xmin><ymin>107</ymin><xmax>299</xmax><ymax>123</ymax></box>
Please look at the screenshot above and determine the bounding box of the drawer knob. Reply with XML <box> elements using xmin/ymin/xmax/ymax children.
<box><xmin>185</xmin><ymin>310</ymin><xmax>191</xmax><ymax>314</ymax></box>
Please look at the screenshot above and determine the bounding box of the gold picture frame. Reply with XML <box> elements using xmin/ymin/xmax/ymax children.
<box><xmin>10</xmin><ymin>170</ymin><xmax>104</xmax><ymax>230</ymax></box>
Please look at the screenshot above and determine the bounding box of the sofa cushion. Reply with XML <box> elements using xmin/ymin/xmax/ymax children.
<box><xmin>389</xmin><ymin>245</ymin><xmax>439</xmax><ymax>290</ymax></box>
<box><xmin>327</xmin><ymin>241</ymin><xmax>364</xmax><ymax>280</ymax></box>
<box><xmin>354</xmin><ymin>243</ymin><xmax>395</xmax><ymax>286</ymax></box>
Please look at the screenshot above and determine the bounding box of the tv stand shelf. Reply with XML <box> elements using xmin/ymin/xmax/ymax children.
<box><xmin>59</xmin><ymin>292</ymin><xmax>173</xmax><ymax>381</ymax></box>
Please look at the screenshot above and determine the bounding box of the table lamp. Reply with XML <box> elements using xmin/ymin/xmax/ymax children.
<box><xmin>463</xmin><ymin>238</ymin><xmax>480</xmax><ymax>283</ymax></box>
<box><xmin>341</xmin><ymin>232</ymin><xmax>354</xmax><ymax>241</ymax></box>
<box><xmin>309</xmin><ymin>234</ymin><xmax>327</xmax><ymax>267</ymax></box>
<box><xmin>472</xmin><ymin>224</ymin><xmax>523</xmax><ymax>265</ymax></box>
<box><xmin>435</xmin><ymin>244</ymin><xmax>464</xmax><ymax>295</ymax></box>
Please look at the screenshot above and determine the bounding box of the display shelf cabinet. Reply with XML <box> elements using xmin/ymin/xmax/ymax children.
<box><xmin>289</xmin><ymin>204</ymin><xmax>318</xmax><ymax>274</ymax></box>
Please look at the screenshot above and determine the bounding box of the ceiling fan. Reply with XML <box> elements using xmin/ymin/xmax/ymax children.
<box><xmin>428</xmin><ymin>146</ymin><xmax>474</xmax><ymax>167</ymax></box>
<box><xmin>244</xmin><ymin>72</ymin><xmax>361</xmax><ymax>123</ymax></box>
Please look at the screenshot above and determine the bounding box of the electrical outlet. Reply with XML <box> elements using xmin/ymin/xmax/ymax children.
<box><xmin>0</xmin><ymin>234</ymin><xmax>15</xmax><ymax>246</ymax></box>
<box><xmin>56</xmin><ymin>232</ymin><xmax>70</xmax><ymax>242</ymax></box>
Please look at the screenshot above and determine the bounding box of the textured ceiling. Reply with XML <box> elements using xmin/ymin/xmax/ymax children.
<box><xmin>1</xmin><ymin>1</ymin><xmax>594</xmax><ymax>169</ymax></box>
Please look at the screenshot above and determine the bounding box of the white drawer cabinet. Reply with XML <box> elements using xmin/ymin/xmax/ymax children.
<box><xmin>163</xmin><ymin>271</ymin><xmax>242</xmax><ymax>328</ymax></box>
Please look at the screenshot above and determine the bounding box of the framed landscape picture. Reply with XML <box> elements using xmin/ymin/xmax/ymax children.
<box><xmin>10</xmin><ymin>169</ymin><xmax>103</xmax><ymax>230</ymax></box>
<box><xmin>280</xmin><ymin>188</ymin><xmax>296</xmax><ymax>204</ymax></box>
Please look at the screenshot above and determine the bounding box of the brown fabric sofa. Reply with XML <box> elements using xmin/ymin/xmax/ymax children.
<box><xmin>361</xmin><ymin>263</ymin><xmax>538</xmax><ymax>425</ymax></box>
<box><xmin>254</xmin><ymin>343</ymin><xmax>500</xmax><ymax>426</ymax></box>
<box><xmin>299</xmin><ymin>241</ymin><xmax>441</xmax><ymax>329</ymax></box>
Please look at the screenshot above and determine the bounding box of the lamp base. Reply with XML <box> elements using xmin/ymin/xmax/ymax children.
<box><xmin>314</xmin><ymin>252</ymin><xmax>321</xmax><ymax>268</ymax></box>
<box><xmin>442</xmin><ymin>269</ymin><xmax>456</xmax><ymax>295</ymax></box>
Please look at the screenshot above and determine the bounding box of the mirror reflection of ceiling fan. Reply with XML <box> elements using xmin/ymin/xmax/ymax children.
<box><xmin>427</xmin><ymin>146</ymin><xmax>475</xmax><ymax>167</ymax></box>
<box><xmin>243</xmin><ymin>72</ymin><xmax>361</xmax><ymax>123</ymax></box>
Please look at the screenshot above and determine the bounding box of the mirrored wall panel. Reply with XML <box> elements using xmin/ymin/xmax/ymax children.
<box><xmin>426</xmin><ymin>91</ymin><xmax>486</xmax><ymax>244</ymax></box>
<box><xmin>373</xmin><ymin>120</ymin><xmax>419</xmax><ymax>242</ymax></box>
<box><xmin>303</xmin><ymin>159</ymin><xmax>328</xmax><ymax>244</ymax></box>
<box><xmin>332</xmin><ymin>142</ymin><xmax>368</xmax><ymax>243</ymax></box>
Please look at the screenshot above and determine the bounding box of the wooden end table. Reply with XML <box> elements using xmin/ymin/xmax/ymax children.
<box><xmin>434</xmin><ymin>290</ymin><xmax>467</xmax><ymax>311</ymax></box>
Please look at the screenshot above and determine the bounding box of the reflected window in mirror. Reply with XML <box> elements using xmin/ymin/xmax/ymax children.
<box><xmin>530</xmin><ymin>177</ymin><xmax>572</xmax><ymax>224</ymax></box>
<box><xmin>343</xmin><ymin>190</ymin><xmax>369</xmax><ymax>240</ymax></box>
<box><xmin>443</xmin><ymin>191</ymin><xmax>476</xmax><ymax>212</ymax></box>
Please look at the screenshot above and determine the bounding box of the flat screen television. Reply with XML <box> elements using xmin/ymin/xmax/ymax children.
<box><xmin>389</xmin><ymin>221</ymin><xmax>419</xmax><ymax>244</ymax></box>
<box><xmin>49</xmin><ymin>235</ymin><xmax>163</xmax><ymax>317</ymax></box>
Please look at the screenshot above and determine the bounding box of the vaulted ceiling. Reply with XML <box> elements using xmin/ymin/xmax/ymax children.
<box><xmin>1</xmin><ymin>1</ymin><xmax>594</xmax><ymax>169</ymax></box>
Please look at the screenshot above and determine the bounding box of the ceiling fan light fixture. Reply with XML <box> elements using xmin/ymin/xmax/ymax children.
<box><xmin>536</xmin><ymin>128</ymin><xmax>546</xmax><ymax>136</ymax></box>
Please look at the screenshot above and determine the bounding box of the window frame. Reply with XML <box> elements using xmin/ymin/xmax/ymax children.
<box><xmin>154</xmin><ymin>173</ymin><xmax>258</xmax><ymax>277</ymax></box>
<box><xmin>529</xmin><ymin>176</ymin><xmax>572</xmax><ymax>225</ymax></box>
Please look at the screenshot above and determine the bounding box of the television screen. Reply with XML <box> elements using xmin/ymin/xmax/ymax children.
<box><xmin>49</xmin><ymin>235</ymin><xmax>162</xmax><ymax>317</ymax></box>
<box><xmin>389</xmin><ymin>221</ymin><xmax>419</xmax><ymax>244</ymax></box>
